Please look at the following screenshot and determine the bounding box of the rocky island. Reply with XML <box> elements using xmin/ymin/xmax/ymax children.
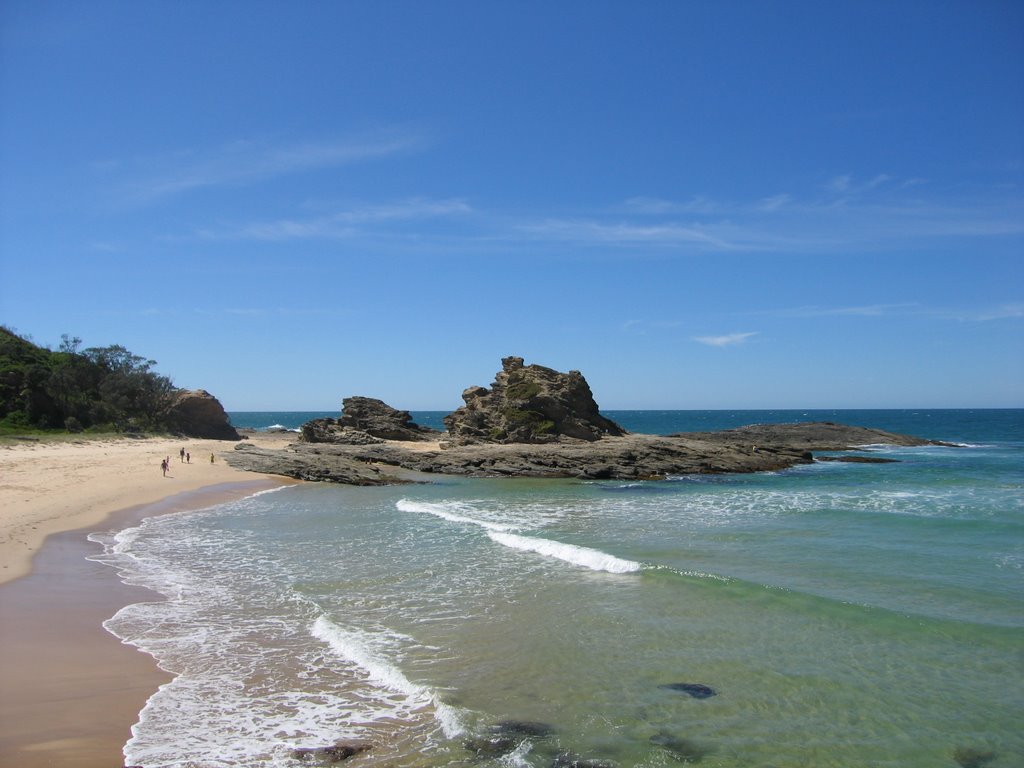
<box><xmin>226</xmin><ymin>357</ymin><xmax>955</xmax><ymax>485</ymax></box>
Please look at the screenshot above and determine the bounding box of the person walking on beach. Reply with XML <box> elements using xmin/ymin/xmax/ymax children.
<box><xmin>180</xmin><ymin>447</ymin><xmax>185</xmax><ymax>463</ymax></box>
<box><xmin>186</xmin><ymin>452</ymin><xmax>191</xmax><ymax>463</ymax></box>
<box><xmin>161</xmin><ymin>458</ymin><xmax>168</xmax><ymax>476</ymax></box>
<box><xmin>210</xmin><ymin>453</ymin><xmax>215</xmax><ymax>464</ymax></box>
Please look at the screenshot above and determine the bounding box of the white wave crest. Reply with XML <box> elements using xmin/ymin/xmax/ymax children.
<box><xmin>396</xmin><ymin>498</ymin><xmax>516</xmax><ymax>532</ymax></box>
<box><xmin>487</xmin><ymin>531</ymin><xmax>642</xmax><ymax>574</ymax></box>
<box><xmin>311</xmin><ymin>616</ymin><xmax>466</xmax><ymax>738</ymax></box>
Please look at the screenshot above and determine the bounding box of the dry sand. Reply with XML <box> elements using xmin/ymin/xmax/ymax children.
<box><xmin>0</xmin><ymin>432</ymin><xmax>297</xmax><ymax>767</ymax></box>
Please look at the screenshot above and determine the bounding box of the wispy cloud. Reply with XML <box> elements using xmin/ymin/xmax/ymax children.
<box><xmin>825</xmin><ymin>173</ymin><xmax>892</xmax><ymax>196</ymax></box>
<box><xmin>196</xmin><ymin>197</ymin><xmax>471</xmax><ymax>241</ymax></box>
<box><xmin>769</xmin><ymin>303</ymin><xmax>920</xmax><ymax>318</ymax></box>
<box><xmin>756</xmin><ymin>301</ymin><xmax>1024</xmax><ymax>322</ymax></box>
<box><xmin>114</xmin><ymin>132</ymin><xmax>421</xmax><ymax>204</ymax></box>
<box><xmin>518</xmin><ymin>218</ymin><xmax>736</xmax><ymax>250</ymax></box>
<box><xmin>942</xmin><ymin>303</ymin><xmax>1024</xmax><ymax>322</ymax></box>
<box><xmin>605</xmin><ymin>176</ymin><xmax>1024</xmax><ymax>253</ymax></box>
<box><xmin>693</xmin><ymin>331</ymin><xmax>759</xmax><ymax>347</ymax></box>
<box><xmin>972</xmin><ymin>303</ymin><xmax>1024</xmax><ymax>321</ymax></box>
<box><xmin>621</xmin><ymin>196</ymin><xmax>722</xmax><ymax>215</ymax></box>
<box><xmin>621</xmin><ymin>318</ymin><xmax>684</xmax><ymax>334</ymax></box>
<box><xmin>756</xmin><ymin>193</ymin><xmax>793</xmax><ymax>212</ymax></box>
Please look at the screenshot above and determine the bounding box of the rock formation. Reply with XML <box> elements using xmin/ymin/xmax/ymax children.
<box><xmin>301</xmin><ymin>396</ymin><xmax>438</xmax><ymax>444</ymax></box>
<box><xmin>443</xmin><ymin>357</ymin><xmax>626</xmax><ymax>444</ymax></box>
<box><xmin>164</xmin><ymin>389</ymin><xmax>240</xmax><ymax>440</ymax></box>
<box><xmin>225</xmin><ymin>360</ymin><xmax>958</xmax><ymax>485</ymax></box>
<box><xmin>227</xmin><ymin>420</ymin><xmax>955</xmax><ymax>485</ymax></box>
<box><xmin>672</xmin><ymin>421</ymin><xmax>959</xmax><ymax>450</ymax></box>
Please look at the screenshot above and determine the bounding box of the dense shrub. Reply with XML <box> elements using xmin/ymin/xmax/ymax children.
<box><xmin>0</xmin><ymin>326</ymin><xmax>177</xmax><ymax>433</ymax></box>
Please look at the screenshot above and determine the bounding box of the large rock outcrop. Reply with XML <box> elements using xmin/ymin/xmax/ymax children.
<box><xmin>302</xmin><ymin>396</ymin><xmax>438</xmax><ymax>444</ymax></box>
<box><xmin>443</xmin><ymin>357</ymin><xmax>626</xmax><ymax>444</ymax></box>
<box><xmin>165</xmin><ymin>389</ymin><xmax>240</xmax><ymax>440</ymax></box>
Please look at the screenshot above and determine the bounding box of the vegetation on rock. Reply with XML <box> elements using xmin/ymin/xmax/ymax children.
<box><xmin>444</xmin><ymin>356</ymin><xmax>626</xmax><ymax>444</ymax></box>
<box><xmin>0</xmin><ymin>326</ymin><xmax>234</xmax><ymax>438</ymax></box>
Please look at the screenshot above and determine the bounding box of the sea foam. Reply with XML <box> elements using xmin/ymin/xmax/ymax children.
<box><xmin>397</xmin><ymin>499</ymin><xmax>642</xmax><ymax>573</ymax></box>
<box><xmin>311</xmin><ymin>616</ymin><xmax>466</xmax><ymax>738</ymax></box>
<box><xmin>396</xmin><ymin>498</ymin><xmax>516</xmax><ymax>532</ymax></box>
<box><xmin>487</xmin><ymin>531</ymin><xmax>642</xmax><ymax>574</ymax></box>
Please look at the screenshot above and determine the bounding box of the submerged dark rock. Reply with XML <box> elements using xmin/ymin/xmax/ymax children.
<box><xmin>659</xmin><ymin>682</ymin><xmax>717</xmax><ymax>699</ymax></box>
<box><xmin>464</xmin><ymin>734</ymin><xmax>522</xmax><ymax>758</ymax></box>
<box><xmin>291</xmin><ymin>741</ymin><xmax>372</xmax><ymax>763</ymax></box>
<box><xmin>953</xmin><ymin>746</ymin><xmax>997</xmax><ymax>768</ymax></box>
<box><xmin>552</xmin><ymin>753</ymin><xmax>618</xmax><ymax>768</ymax></box>
<box><xmin>491</xmin><ymin>719</ymin><xmax>557</xmax><ymax>739</ymax></box>
<box><xmin>650</xmin><ymin>732</ymin><xmax>711</xmax><ymax>762</ymax></box>
<box><xmin>464</xmin><ymin>720</ymin><xmax>557</xmax><ymax>760</ymax></box>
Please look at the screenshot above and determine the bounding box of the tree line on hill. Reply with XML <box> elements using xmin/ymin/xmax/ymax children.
<box><xmin>0</xmin><ymin>326</ymin><xmax>178</xmax><ymax>433</ymax></box>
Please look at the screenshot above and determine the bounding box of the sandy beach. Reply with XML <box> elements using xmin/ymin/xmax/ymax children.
<box><xmin>0</xmin><ymin>432</ymin><xmax>296</xmax><ymax>768</ymax></box>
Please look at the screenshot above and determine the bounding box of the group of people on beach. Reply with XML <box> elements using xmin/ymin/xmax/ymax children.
<box><xmin>161</xmin><ymin>448</ymin><xmax>215</xmax><ymax>476</ymax></box>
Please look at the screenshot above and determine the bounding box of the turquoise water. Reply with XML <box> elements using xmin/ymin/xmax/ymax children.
<box><xmin>92</xmin><ymin>411</ymin><xmax>1023</xmax><ymax>767</ymax></box>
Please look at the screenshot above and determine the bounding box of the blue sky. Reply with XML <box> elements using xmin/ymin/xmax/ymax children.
<box><xmin>1</xmin><ymin>1</ymin><xmax>1022</xmax><ymax>410</ymax></box>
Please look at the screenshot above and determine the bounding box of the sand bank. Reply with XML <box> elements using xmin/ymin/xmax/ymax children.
<box><xmin>0</xmin><ymin>432</ymin><xmax>296</xmax><ymax>767</ymax></box>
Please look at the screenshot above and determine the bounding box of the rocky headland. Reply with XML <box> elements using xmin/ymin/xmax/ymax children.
<box><xmin>165</xmin><ymin>389</ymin><xmax>240</xmax><ymax>440</ymax></box>
<box><xmin>225</xmin><ymin>357</ymin><xmax>954</xmax><ymax>485</ymax></box>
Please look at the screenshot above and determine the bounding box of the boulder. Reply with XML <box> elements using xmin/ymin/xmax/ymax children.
<box><xmin>443</xmin><ymin>357</ymin><xmax>626</xmax><ymax>444</ymax></box>
<box><xmin>291</xmin><ymin>742</ymin><xmax>372</xmax><ymax>763</ymax></box>
<box><xmin>164</xmin><ymin>389</ymin><xmax>239</xmax><ymax>440</ymax></box>
<box><xmin>300</xmin><ymin>397</ymin><xmax>438</xmax><ymax>444</ymax></box>
<box><xmin>300</xmin><ymin>419</ymin><xmax>386</xmax><ymax>445</ymax></box>
<box><xmin>338</xmin><ymin>396</ymin><xmax>438</xmax><ymax>441</ymax></box>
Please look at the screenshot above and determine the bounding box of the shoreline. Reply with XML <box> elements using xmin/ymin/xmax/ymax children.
<box><xmin>0</xmin><ymin>433</ymin><xmax>297</xmax><ymax>767</ymax></box>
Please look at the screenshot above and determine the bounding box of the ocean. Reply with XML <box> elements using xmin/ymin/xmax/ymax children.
<box><xmin>90</xmin><ymin>410</ymin><xmax>1023</xmax><ymax>767</ymax></box>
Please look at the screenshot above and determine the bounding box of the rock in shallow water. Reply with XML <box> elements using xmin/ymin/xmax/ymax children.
<box><xmin>953</xmin><ymin>746</ymin><xmax>997</xmax><ymax>768</ymax></box>
<box><xmin>552</xmin><ymin>751</ymin><xmax>618</xmax><ymax>768</ymax></box>
<box><xmin>659</xmin><ymin>682</ymin><xmax>717</xmax><ymax>699</ymax></box>
<box><xmin>650</xmin><ymin>731</ymin><xmax>711</xmax><ymax>762</ymax></box>
<box><xmin>291</xmin><ymin>742</ymin><xmax>372</xmax><ymax>763</ymax></box>
<box><xmin>492</xmin><ymin>719</ymin><xmax>558</xmax><ymax>738</ymax></box>
<box><xmin>464</xmin><ymin>719</ymin><xmax>557</xmax><ymax>759</ymax></box>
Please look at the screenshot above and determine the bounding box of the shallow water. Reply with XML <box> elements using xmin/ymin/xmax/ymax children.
<box><xmin>92</xmin><ymin>410</ymin><xmax>1024</xmax><ymax>767</ymax></box>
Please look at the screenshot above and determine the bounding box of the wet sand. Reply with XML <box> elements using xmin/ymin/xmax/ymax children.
<box><xmin>0</xmin><ymin>434</ymin><xmax>296</xmax><ymax>768</ymax></box>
